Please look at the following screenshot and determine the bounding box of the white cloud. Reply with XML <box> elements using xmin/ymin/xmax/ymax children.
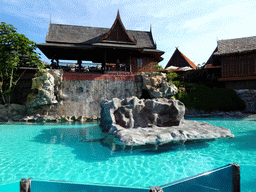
<box><xmin>182</xmin><ymin>1</ymin><xmax>256</xmax><ymax>32</ymax></box>
<box><xmin>2</xmin><ymin>0</ymin><xmax>256</xmax><ymax>65</ymax></box>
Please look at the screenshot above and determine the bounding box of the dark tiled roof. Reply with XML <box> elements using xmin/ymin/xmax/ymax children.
<box><xmin>205</xmin><ymin>47</ymin><xmax>218</xmax><ymax>65</ymax></box>
<box><xmin>37</xmin><ymin>42</ymin><xmax>92</xmax><ymax>49</ymax></box>
<box><xmin>214</xmin><ymin>36</ymin><xmax>256</xmax><ymax>55</ymax></box>
<box><xmin>101</xmin><ymin>10</ymin><xmax>136</xmax><ymax>44</ymax></box>
<box><xmin>180</xmin><ymin>51</ymin><xmax>197</xmax><ymax>69</ymax></box>
<box><xmin>45</xmin><ymin>23</ymin><xmax>156</xmax><ymax>49</ymax></box>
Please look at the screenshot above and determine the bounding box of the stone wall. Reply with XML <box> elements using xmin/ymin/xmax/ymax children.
<box><xmin>54</xmin><ymin>79</ymin><xmax>143</xmax><ymax>117</ymax></box>
<box><xmin>24</xmin><ymin>70</ymin><xmax>177</xmax><ymax>118</ymax></box>
<box><xmin>235</xmin><ymin>89</ymin><xmax>256</xmax><ymax>113</ymax></box>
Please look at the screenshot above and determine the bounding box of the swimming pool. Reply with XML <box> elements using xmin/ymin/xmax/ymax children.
<box><xmin>0</xmin><ymin>118</ymin><xmax>255</xmax><ymax>188</ymax></box>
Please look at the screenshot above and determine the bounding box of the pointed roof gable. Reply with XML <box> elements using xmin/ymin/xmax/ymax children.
<box><xmin>165</xmin><ymin>48</ymin><xmax>197</xmax><ymax>69</ymax></box>
<box><xmin>203</xmin><ymin>46</ymin><xmax>221</xmax><ymax>68</ymax></box>
<box><xmin>205</xmin><ymin>47</ymin><xmax>218</xmax><ymax>65</ymax></box>
<box><xmin>100</xmin><ymin>11</ymin><xmax>137</xmax><ymax>44</ymax></box>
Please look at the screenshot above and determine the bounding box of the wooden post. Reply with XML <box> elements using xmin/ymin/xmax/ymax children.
<box><xmin>78</xmin><ymin>59</ymin><xmax>82</xmax><ymax>72</ymax></box>
<box><xmin>129</xmin><ymin>51</ymin><xmax>132</xmax><ymax>73</ymax></box>
<box><xmin>51</xmin><ymin>56</ymin><xmax>54</xmax><ymax>69</ymax></box>
<box><xmin>56</xmin><ymin>59</ymin><xmax>59</xmax><ymax>68</ymax></box>
<box><xmin>102</xmin><ymin>50</ymin><xmax>106</xmax><ymax>73</ymax></box>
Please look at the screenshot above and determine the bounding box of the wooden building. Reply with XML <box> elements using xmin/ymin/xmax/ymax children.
<box><xmin>204</xmin><ymin>47</ymin><xmax>221</xmax><ymax>69</ymax></box>
<box><xmin>210</xmin><ymin>36</ymin><xmax>256</xmax><ymax>89</ymax></box>
<box><xmin>164</xmin><ymin>48</ymin><xmax>197</xmax><ymax>76</ymax></box>
<box><xmin>37</xmin><ymin>11</ymin><xmax>164</xmax><ymax>74</ymax></box>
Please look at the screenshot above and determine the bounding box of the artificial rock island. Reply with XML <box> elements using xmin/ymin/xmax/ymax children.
<box><xmin>99</xmin><ymin>96</ymin><xmax>234</xmax><ymax>147</ymax></box>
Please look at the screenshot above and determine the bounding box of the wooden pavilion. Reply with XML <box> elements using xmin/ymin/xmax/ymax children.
<box><xmin>37</xmin><ymin>11</ymin><xmax>164</xmax><ymax>74</ymax></box>
<box><xmin>209</xmin><ymin>36</ymin><xmax>256</xmax><ymax>89</ymax></box>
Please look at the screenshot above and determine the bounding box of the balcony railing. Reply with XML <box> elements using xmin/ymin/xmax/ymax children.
<box><xmin>56</xmin><ymin>62</ymin><xmax>132</xmax><ymax>73</ymax></box>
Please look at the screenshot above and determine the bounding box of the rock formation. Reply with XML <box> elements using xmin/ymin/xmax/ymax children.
<box><xmin>141</xmin><ymin>72</ymin><xmax>178</xmax><ymax>98</ymax></box>
<box><xmin>108</xmin><ymin>121</ymin><xmax>234</xmax><ymax>146</ymax></box>
<box><xmin>235</xmin><ymin>89</ymin><xmax>256</xmax><ymax>113</ymax></box>
<box><xmin>100</xmin><ymin>96</ymin><xmax>185</xmax><ymax>132</ymax></box>
<box><xmin>26</xmin><ymin>70</ymin><xmax>59</xmax><ymax>108</ymax></box>
<box><xmin>100</xmin><ymin>96</ymin><xmax>234</xmax><ymax>146</ymax></box>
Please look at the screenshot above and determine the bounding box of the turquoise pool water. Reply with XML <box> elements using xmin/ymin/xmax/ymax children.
<box><xmin>0</xmin><ymin>118</ymin><xmax>255</xmax><ymax>188</ymax></box>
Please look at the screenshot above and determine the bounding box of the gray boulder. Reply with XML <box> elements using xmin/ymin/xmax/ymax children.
<box><xmin>100</xmin><ymin>96</ymin><xmax>185</xmax><ymax>132</ymax></box>
<box><xmin>27</xmin><ymin>71</ymin><xmax>57</xmax><ymax>108</ymax></box>
<box><xmin>141</xmin><ymin>72</ymin><xmax>178</xmax><ymax>98</ymax></box>
<box><xmin>100</xmin><ymin>96</ymin><xmax>234</xmax><ymax>146</ymax></box>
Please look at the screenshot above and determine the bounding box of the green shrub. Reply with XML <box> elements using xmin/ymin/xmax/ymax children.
<box><xmin>176</xmin><ymin>91</ymin><xmax>193</xmax><ymax>109</ymax></box>
<box><xmin>174</xmin><ymin>83</ymin><xmax>246</xmax><ymax>112</ymax></box>
<box><xmin>171</xmin><ymin>80</ymin><xmax>182</xmax><ymax>88</ymax></box>
<box><xmin>27</xmin><ymin>92</ymin><xmax>36</xmax><ymax>102</ymax></box>
<box><xmin>154</xmin><ymin>65</ymin><xmax>164</xmax><ymax>72</ymax></box>
<box><xmin>167</xmin><ymin>71</ymin><xmax>178</xmax><ymax>82</ymax></box>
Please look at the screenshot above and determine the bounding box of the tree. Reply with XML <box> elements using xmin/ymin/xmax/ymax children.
<box><xmin>154</xmin><ymin>64</ymin><xmax>164</xmax><ymax>72</ymax></box>
<box><xmin>197</xmin><ymin>62</ymin><xmax>205</xmax><ymax>70</ymax></box>
<box><xmin>0</xmin><ymin>22</ymin><xmax>42</xmax><ymax>104</ymax></box>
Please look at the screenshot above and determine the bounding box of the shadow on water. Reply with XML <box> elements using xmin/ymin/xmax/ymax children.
<box><xmin>31</xmin><ymin>125</ymin><xmax>213</xmax><ymax>162</ymax></box>
<box><xmin>30</xmin><ymin>126</ymin><xmax>117</xmax><ymax>162</ymax></box>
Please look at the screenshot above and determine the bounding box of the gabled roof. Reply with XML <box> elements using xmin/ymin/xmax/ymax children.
<box><xmin>205</xmin><ymin>47</ymin><xmax>218</xmax><ymax>65</ymax></box>
<box><xmin>43</xmin><ymin>23</ymin><xmax>158</xmax><ymax>50</ymax></box>
<box><xmin>165</xmin><ymin>48</ymin><xmax>197</xmax><ymax>69</ymax></box>
<box><xmin>100</xmin><ymin>11</ymin><xmax>136</xmax><ymax>44</ymax></box>
<box><xmin>203</xmin><ymin>46</ymin><xmax>221</xmax><ymax>68</ymax></box>
<box><xmin>38</xmin><ymin>11</ymin><xmax>164</xmax><ymax>61</ymax></box>
<box><xmin>43</xmin><ymin>10</ymin><xmax>160</xmax><ymax>51</ymax></box>
<box><xmin>214</xmin><ymin>36</ymin><xmax>256</xmax><ymax>55</ymax></box>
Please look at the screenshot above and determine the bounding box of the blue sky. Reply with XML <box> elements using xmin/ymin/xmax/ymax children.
<box><xmin>1</xmin><ymin>0</ymin><xmax>256</xmax><ymax>67</ymax></box>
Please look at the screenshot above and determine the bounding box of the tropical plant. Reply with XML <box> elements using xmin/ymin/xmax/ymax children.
<box><xmin>0</xmin><ymin>22</ymin><xmax>42</xmax><ymax>104</ymax></box>
<box><xmin>166</xmin><ymin>70</ymin><xmax>178</xmax><ymax>82</ymax></box>
<box><xmin>153</xmin><ymin>64</ymin><xmax>164</xmax><ymax>72</ymax></box>
<box><xmin>175</xmin><ymin>83</ymin><xmax>246</xmax><ymax>112</ymax></box>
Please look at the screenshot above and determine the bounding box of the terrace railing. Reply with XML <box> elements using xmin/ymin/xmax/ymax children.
<box><xmin>57</xmin><ymin>62</ymin><xmax>132</xmax><ymax>73</ymax></box>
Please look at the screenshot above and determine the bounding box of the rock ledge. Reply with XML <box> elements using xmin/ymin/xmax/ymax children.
<box><xmin>100</xmin><ymin>97</ymin><xmax>234</xmax><ymax>146</ymax></box>
<box><xmin>108</xmin><ymin>120</ymin><xmax>234</xmax><ymax>146</ymax></box>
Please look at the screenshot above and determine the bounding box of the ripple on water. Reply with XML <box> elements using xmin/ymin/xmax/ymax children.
<box><xmin>0</xmin><ymin>120</ymin><xmax>256</xmax><ymax>187</ymax></box>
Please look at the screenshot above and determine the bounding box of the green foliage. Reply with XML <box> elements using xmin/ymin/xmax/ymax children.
<box><xmin>167</xmin><ymin>71</ymin><xmax>178</xmax><ymax>82</ymax></box>
<box><xmin>35</xmin><ymin>61</ymin><xmax>47</xmax><ymax>77</ymax></box>
<box><xmin>27</xmin><ymin>92</ymin><xmax>36</xmax><ymax>102</ymax></box>
<box><xmin>197</xmin><ymin>62</ymin><xmax>205</xmax><ymax>70</ymax></box>
<box><xmin>171</xmin><ymin>80</ymin><xmax>185</xmax><ymax>88</ymax></box>
<box><xmin>153</xmin><ymin>64</ymin><xmax>180</xmax><ymax>82</ymax></box>
<box><xmin>154</xmin><ymin>64</ymin><xmax>164</xmax><ymax>72</ymax></box>
<box><xmin>149</xmin><ymin>72</ymin><xmax>157</xmax><ymax>77</ymax></box>
<box><xmin>174</xmin><ymin>82</ymin><xmax>246</xmax><ymax>112</ymax></box>
<box><xmin>0</xmin><ymin>22</ymin><xmax>41</xmax><ymax>103</ymax></box>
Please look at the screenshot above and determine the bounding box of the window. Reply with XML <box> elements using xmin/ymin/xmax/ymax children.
<box><xmin>137</xmin><ymin>59</ymin><xmax>143</xmax><ymax>67</ymax></box>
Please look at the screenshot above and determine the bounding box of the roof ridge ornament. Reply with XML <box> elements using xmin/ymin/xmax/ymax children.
<box><xmin>100</xmin><ymin>10</ymin><xmax>137</xmax><ymax>44</ymax></box>
<box><xmin>149</xmin><ymin>24</ymin><xmax>157</xmax><ymax>48</ymax></box>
